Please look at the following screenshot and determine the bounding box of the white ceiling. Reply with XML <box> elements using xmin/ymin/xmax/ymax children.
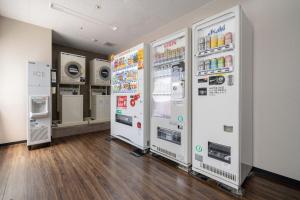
<box><xmin>0</xmin><ymin>0</ymin><xmax>211</xmax><ymax>54</ymax></box>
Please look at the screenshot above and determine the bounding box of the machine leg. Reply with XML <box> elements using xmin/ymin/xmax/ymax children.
<box><xmin>105</xmin><ymin>135</ymin><xmax>115</xmax><ymax>142</ymax></box>
<box><xmin>189</xmin><ymin>170</ymin><xmax>209</xmax><ymax>181</ymax></box>
<box><xmin>217</xmin><ymin>183</ymin><xmax>244</xmax><ymax>196</ymax></box>
<box><xmin>130</xmin><ymin>148</ymin><xmax>148</xmax><ymax>157</ymax></box>
<box><xmin>177</xmin><ymin>164</ymin><xmax>191</xmax><ymax>173</ymax></box>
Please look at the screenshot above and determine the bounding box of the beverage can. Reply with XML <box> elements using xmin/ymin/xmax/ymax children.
<box><xmin>204</xmin><ymin>59</ymin><xmax>210</xmax><ymax>70</ymax></box>
<box><xmin>225</xmin><ymin>55</ymin><xmax>233</xmax><ymax>67</ymax></box>
<box><xmin>198</xmin><ymin>60</ymin><xmax>205</xmax><ymax>71</ymax></box>
<box><xmin>210</xmin><ymin>58</ymin><xmax>217</xmax><ymax>69</ymax></box>
<box><xmin>199</xmin><ymin>37</ymin><xmax>205</xmax><ymax>51</ymax></box>
<box><xmin>205</xmin><ymin>36</ymin><xmax>211</xmax><ymax>50</ymax></box>
<box><xmin>211</xmin><ymin>35</ymin><xmax>218</xmax><ymax>48</ymax></box>
<box><xmin>218</xmin><ymin>34</ymin><xmax>225</xmax><ymax>47</ymax></box>
<box><xmin>180</xmin><ymin>47</ymin><xmax>185</xmax><ymax>59</ymax></box>
<box><xmin>225</xmin><ymin>32</ymin><xmax>233</xmax><ymax>45</ymax></box>
<box><xmin>166</xmin><ymin>49</ymin><xmax>170</xmax><ymax>61</ymax></box>
<box><xmin>218</xmin><ymin>57</ymin><xmax>225</xmax><ymax>68</ymax></box>
<box><xmin>172</xmin><ymin>49</ymin><xmax>175</xmax><ymax>59</ymax></box>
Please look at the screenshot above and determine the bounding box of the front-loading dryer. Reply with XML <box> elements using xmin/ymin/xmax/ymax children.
<box><xmin>59</xmin><ymin>52</ymin><xmax>86</xmax><ymax>85</ymax></box>
<box><xmin>90</xmin><ymin>59</ymin><xmax>111</xmax><ymax>86</ymax></box>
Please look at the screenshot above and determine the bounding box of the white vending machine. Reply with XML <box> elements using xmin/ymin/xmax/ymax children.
<box><xmin>150</xmin><ymin>29</ymin><xmax>192</xmax><ymax>168</ymax></box>
<box><xmin>111</xmin><ymin>43</ymin><xmax>150</xmax><ymax>151</ymax></box>
<box><xmin>27</xmin><ymin>61</ymin><xmax>52</xmax><ymax>149</ymax></box>
<box><xmin>192</xmin><ymin>5</ymin><xmax>253</xmax><ymax>191</ymax></box>
<box><xmin>89</xmin><ymin>59</ymin><xmax>111</xmax><ymax>123</ymax></box>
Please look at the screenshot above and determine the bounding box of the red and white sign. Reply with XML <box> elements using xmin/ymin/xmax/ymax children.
<box><xmin>117</xmin><ymin>96</ymin><xmax>127</xmax><ymax>108</ymax></box>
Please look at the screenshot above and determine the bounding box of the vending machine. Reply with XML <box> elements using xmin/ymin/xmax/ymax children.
<box><xmin>150</xmin><ymin>29</ymin><xmax>191</xmax><ymax>168</ymax></box>
<box><xmin>192</xmin><ymin>5</ymin><xmax>253</xmax><ymax>191</ymax></box>
<box><xmin>111</xmin><ymin>43</ymin><xmax>150</xmax><ymax>151</ymax></box>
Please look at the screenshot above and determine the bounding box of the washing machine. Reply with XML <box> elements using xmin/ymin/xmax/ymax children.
<box><xmin>90</xmin><ymin>58</ymin><xmax>111</xmax><ymax>86</ymax></box>
<box><xmin>59</xmin><ymin>52</ymin><xmax>86</xmax><ymax>85</ymax></box>
<box><xmin>58</xmin><ymin>87</ymin><xmax>88</xmax><ymax>127</ymax></box>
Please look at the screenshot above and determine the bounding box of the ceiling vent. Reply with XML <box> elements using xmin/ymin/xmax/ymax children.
<box><xmin>103</xmin><ymin>42</ymin><xmax>116</xmax><ymax>47</ymax></box>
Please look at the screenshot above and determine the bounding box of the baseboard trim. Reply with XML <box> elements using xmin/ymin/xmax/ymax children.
<box><xmin>253</xmin><ymin>167</ymin><xmax>300</xmax><ymax>189</ymax></box>
<box><xmin>0</xmin><ymin>140</ymin><xmax>26</xmax><ymax>147</ymax></box>
<box><xmin>52</xmin><ymin>122</ymin><xmax>110</xmax><ymax>138</ymax></box>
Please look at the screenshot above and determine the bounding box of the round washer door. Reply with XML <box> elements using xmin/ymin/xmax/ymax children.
<box><xmin>65</xmin><ymin>62</ymin><xmax>82</xmax><ymax>78</ymax></box>
<box><xmin>99</xmin><ymin>66</ymin><xmax>110</xmax><ymax>80</ymax></box>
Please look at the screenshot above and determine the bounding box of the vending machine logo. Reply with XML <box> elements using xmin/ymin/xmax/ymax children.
<box><xmin>130</xmin><ymin>94</ymin><xmax>140</xmax><ymax>107</ymax></box>
<box><xmin>208</xmin><ymin>24</ymin><xmax>225</xmax><ymax>36</ymax></box>
<box><xmin>117</xmin><ymin>96</ymin><xmax>127</xmax><ymax>109</ymax></box>
<box><xmin>195</xmin><ymin>145</ymin><xmax>203</xmax><ymax>152</ymax></box>
<box><xmin>164</xmin><ymin>39</ymin><xmax>177</xmax><ymax>48</ymax></box>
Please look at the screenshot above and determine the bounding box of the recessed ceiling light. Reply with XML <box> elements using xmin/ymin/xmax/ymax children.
<box><xmin>96</xmin><ymin>0</ymin><xmax>102</xmax><ymax>9</ymax></box>
<box><xmin>111</xmin><ymin>26</ymin><xmax>118</xmax><ymax>31</ymax></box>
<box><xmin>103</xmin><ymin>42</ymin><xmax>115</xmax><ymax>47</ymax></box>
<box><xmin>80</xmin><ymin>26</ymin><xmax>83</xmax><ymax>30</ymax></box>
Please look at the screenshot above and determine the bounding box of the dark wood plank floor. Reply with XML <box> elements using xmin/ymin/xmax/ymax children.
<box><xmin>0</xmin><ymin>131</ymin><xmax>299</xmax><ymax>200</ymax></box>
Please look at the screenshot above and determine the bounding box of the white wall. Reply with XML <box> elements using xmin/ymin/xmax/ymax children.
<box><xmin>125</xmin><ymin>0</ymin><xmax>300</xmax><ymax>181</ymax></box>
<box><xmin>243</xmin><ymin>0</ymin><xmax>300</xmax><ymax>182</ymax></box>
<box><xmin>0</xmin><ymin>16</ymin><xmax>52</xmax><ymax>144</ymax></box>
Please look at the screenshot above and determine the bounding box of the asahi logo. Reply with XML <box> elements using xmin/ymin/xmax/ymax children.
<box><xmin>208</xmin><ymin>25</ymin><xmax>225</xmax><ymax>36</ymax></box>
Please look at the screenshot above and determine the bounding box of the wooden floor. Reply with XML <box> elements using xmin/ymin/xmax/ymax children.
<box><xmin>0</xmin><ymin>131</ymin><xmax>299</xmax><ymax>200</ymax></box>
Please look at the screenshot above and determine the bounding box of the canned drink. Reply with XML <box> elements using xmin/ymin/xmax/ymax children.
<box><xmin>205</xmin><ymin>36</ymin><xmax>211</xmax><ymax>50</ymax></box>
<box><xmin>163</xmin><ymin>51</ymin><xmax>167</xmax><ymax>62</ymax></box>
<box><xmin>174</xmin><ymin>48</ymin><xmax>178</xmax><ymax>59</ymax></box>
<box><xmin>166</xmin><ymin>49</ymin><xmax>170</xmax><ymax>61</ymax></box>
<box><xmin>198</xmin><ymin>60</ymin><xmax>205</xmax><ymax>71</ymax></box>
<box><xmin>176</xmin><ymin>48</ymin><xmax>180</xmax><ymax>59</ymax></box>
<box><xmin>217</xmin><ymin>57</ymin><xmax>225</xmax><ymax>68</ymax></box>
<box><xmin>157</xmin><ymin>53</ymin><xmax>160</xmax><ymax>64</ymax></box>
<box><xmin>225</xmin><ymin>55</ymin><xmax>233</xmax><ymax>67</ymax></box>
<box><xmin>210</xmin><ymin>58</ymin><xmax>218</xmax><ymax>69</ymax></box>
<box><xmin>171</xmin><ymin>49</ymin><xmax>175</xmax><ymax>59</ymax></box>
<box><xmin>211</xmin><ymin>35</ymin><xmax>218</xmax><ymax>48</ymax></box>
<box><xmin>204</xmin><ymin>59</ymin><xmax>211</xmax><ymax>70</ymax></box>
<box><xmin>218</xmin><ymin>34</ymin><xmax>225</xmax><ymax>47</ymax></box>
<box><xmin>199</xmin><ymin>37</ymin><xmax>206</xmax><ymax>51</ymax></box>
<box><xmin>180</xmin><ymin>47</ymin><xmax>185</xmax><ymax>58</ymax></box>
<box><xmin>225</xmin><ymin>32</ymin><xmax>233</xmax><ymax>45</ymax></box>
